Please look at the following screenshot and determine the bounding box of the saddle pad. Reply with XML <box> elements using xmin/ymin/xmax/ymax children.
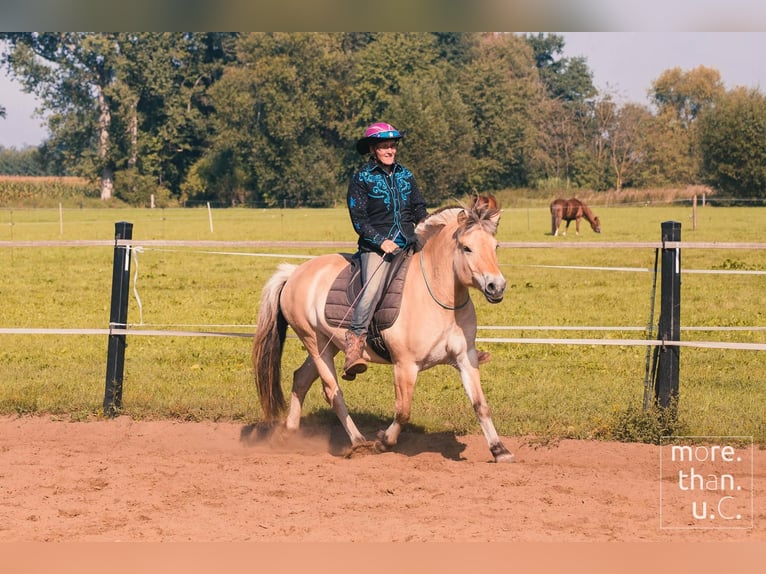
<box><xmin>324</xmin><ymin>251</ymin><xmax>412</xmax><ymax>361</ymax></box>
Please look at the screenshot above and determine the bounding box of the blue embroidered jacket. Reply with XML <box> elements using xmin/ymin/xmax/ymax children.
<box><xmin>346</xmin><ymin>159</ymin><xmax>428</xmax><ymax>254</ymax></box>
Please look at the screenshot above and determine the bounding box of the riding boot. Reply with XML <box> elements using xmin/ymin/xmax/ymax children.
<box><xmin>342</xmin><ymin>330</ymin><xmax>367</xmax><ymax>381</ymax></box>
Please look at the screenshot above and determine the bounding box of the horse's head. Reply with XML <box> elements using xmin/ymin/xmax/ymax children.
<box><xmin>454</xmin><ymin>194</ymin><xmax>506</xmax><ymax>303</ymax></box>
<box><xmin>591</xmin><ymin>216</ymin><xmax>601</xmax><ymax>233</ymax></box>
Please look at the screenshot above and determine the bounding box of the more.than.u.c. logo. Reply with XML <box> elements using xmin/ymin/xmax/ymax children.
<box><xmin>660</xmin><ymin>436</ymin><xmax>753</xmax><ymax>530</ymax></box>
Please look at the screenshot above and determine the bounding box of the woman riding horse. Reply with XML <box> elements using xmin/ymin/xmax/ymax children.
<box><xmin>252</xmin><ymin>194</ymin><xmax>514</xmax><ymax>462</ymax></box>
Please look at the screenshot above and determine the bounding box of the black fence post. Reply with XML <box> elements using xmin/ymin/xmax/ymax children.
<box><xmin>103</xmin><ymin>222</ymin><xmax>133</xmax><ymax>417</ymax></box>
<box><xmin>655</xmin><ymin>221</ymin><xmax>681</xmax><ymax>409</ymax></box>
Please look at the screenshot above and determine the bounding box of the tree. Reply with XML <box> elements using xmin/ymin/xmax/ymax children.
<box><xmin>698</xmin><ymin>87</ymin><xmax>766</xmax><ymax>200</ymax></box>
<box><xmin>586</xmin><ymin>93</ymin><xmax>618</xmax><ymax>191</ymax></box>
<box><xmin>525</xmin><ymin>33</ymin><xmax>598</xmax><ymax>189</ymax></box>
<box><xmin>0</xmin><ymin>145</ymin><xmax>48</xmax><ymax>175</ymax></box>
<box><xmin>647</xmin><ymin>66</ymin><xmax>725</xmax><ymax>188</ymax></box>
<box><xmin>651</xmin><ymin>66</ymin><xmax>724</xmax><ymax>128</ymax></box>
<box><xmin>2</xmin><ymin>32</ymin><xmax>615</xmax><ymax>202</ymax></box>
<box><xmin>525</xmin><ymin>33</ymin><xmax>596</xmax><ymax>103</ymax></box>
<box><xmin>0</xmin><ymin>33</ymin><xmax>123</xmax><ymax>199</ymax></box>
<box><xmin>608</xmin><ymin>103</ymin><xmax>652</xmax><ymax>191</ymax></box>
<box><xmin>386</xmin><ymin>69</ymin><xmax>475</xmax><ymax>203</ymax></box>
<box><xmin>112</xmin><ymin>33</ymin><xmax>237</xmax><ymax>203</ymax></box>
<box><xmin>1</xmin><ymin>33</ymin><xmax>237</xmax><ymax>203</ymax></box>
<box><xmin>459</xmin><ymin>33</ymin><xmax>542</xmax><ymax>190</ymax></box>
<box><xmin>633</xmin><ymin>112</ymin><xmax>695</xmax><ymax>188</ymax></box>
<box><xmin>202</xmin><ymin>32</ymin><xmax>349</xmax><ymax>207</ymax></box>
<box><xmin>344</xmin><ymin>33</ymin><xmax>441</xmax><ymax>140</ymax></box>
<box><xmin>532</xmin><ymin>97</ymin><xmax>578</xmax><ymax>186</ymax></box>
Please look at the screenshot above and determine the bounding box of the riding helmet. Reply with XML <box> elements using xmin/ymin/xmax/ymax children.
<box><xmin>355</xmin><ymin>122</ymin><xmax>403</xmax><ymax>155</ymax></box>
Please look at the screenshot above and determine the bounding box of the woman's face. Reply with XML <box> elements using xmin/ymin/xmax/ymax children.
<box><xmin>372</xmin><ymin>140</ymin><xmax>398</xmax><ymax>167</ymax></box>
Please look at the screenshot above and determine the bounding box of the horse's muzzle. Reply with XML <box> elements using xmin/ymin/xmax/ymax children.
<box><xmin>482</xmin><ymin>277</ymin><xmax>506</xmax><ymax>304</ymax></box>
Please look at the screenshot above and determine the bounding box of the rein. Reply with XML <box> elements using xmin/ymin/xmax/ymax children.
<box><xmin>419</xmin><ymin>249</ymin><xmax>470</xmax><ymax>311</ymax></box>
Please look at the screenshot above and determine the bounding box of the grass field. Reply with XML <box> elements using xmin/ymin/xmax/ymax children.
<box><xmin>1</xmin><ymin>198</ymin><xmax>764</xmax><ymax>443</ymax></box>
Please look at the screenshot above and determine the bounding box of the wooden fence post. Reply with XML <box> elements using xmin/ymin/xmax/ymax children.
<box><xmin>103</xmin><ymin>221</ymin><xmax>133</xmax><ymax>417</ymax></box>
<box><xmin>692</xmin><ymin>195</ymin><xmax>697</xmax><ymax>231</ymax></box>
<box><xmin>655</xmin><ymin>221</ymin><xmax>681</xmax><ymax>409</ymax></box>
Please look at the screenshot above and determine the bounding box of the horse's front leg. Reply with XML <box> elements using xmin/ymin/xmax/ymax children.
<box><xmin>456</xmin><ymin>353</ymin><xmax>514</xmax><ymax>463</ymax></box>
<box><xmin>575</xmin><ymin>216</ymin><xmax>581</xmax><ymax>235</ymax></box>
<box><xmin>378</xmin><ymin>362</ymin><xmax>418</xmax><ymax>450</ymax></box>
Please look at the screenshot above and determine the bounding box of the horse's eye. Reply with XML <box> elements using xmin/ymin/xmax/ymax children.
<box><xmin>462</xmin><ymin>245</ymin><xmax>472</xmax><ymax>253</ymax></box>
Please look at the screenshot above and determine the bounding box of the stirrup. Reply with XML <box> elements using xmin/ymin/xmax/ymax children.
<box><xmin>342</xmin><ymin>361</ymin><xmax>367</xmax><ymax>381</ymax></box>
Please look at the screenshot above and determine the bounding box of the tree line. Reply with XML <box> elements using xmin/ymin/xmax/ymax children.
<box><xmin>1</xmin><ymin>32</ymin><xmax>765</xmax><ymax>207</ymax></box>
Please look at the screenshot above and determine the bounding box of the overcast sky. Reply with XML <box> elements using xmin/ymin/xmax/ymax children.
<box><xmin>3</xmin><ymin>32</ymin><xmax>766</xmax><ymax>148</ymax></box>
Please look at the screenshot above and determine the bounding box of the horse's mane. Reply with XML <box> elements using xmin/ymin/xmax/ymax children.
<box><xmin>416</xmin><ymin>194</ymin><xmax>501</xmax><ymax>244</ymax></box>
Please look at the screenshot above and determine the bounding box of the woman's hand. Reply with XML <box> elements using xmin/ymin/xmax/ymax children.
<box><xmin>380</xmin><ymin>239</ymin><xmax>399</xmax><ymax>254</ymax></box>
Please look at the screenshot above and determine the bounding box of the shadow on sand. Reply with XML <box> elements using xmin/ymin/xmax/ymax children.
<box><xmin>239</xmin><ymin>410</ymin><xmax>468</xmax><ymax>461</ymax></box>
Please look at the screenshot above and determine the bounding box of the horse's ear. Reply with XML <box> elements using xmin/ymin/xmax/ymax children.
<box><xmin>472</xmin><ymin>194</ymin><xmax>497</xmax><ymax>212</ymax></box>
<box><xmin>416</xmin><ymin>216</ymin><xmax>447</xmax><ymax>244</ymax></box>
<box><xmin>457</xmin><ymin>209</ymin><xmax>469</xmax><ymax>226</ymax></box>
<box><xmin>483</xmin><ymin>194</ymin><xmax>498</xmax><ymax>211</ymax></box>
<box><xmin>489</xmin><ymin>209</ymin><xmax>501</xmax><ymax>227</ymax></box>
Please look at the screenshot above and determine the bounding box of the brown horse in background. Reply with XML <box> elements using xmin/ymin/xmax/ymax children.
<box><xmin>550</xmin><ymin>198</ymin><xmax>601</xmax><ymax>236</ymax></box>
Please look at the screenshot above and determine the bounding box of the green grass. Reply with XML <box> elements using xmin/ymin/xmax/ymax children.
<box><xmin>1</xmin><ymin>201</ymin><xmax>764</xmax><ymax>444</ymax></box>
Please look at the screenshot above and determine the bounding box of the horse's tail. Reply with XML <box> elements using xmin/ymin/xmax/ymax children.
<box><xmin>252</xmin><ymin>263</ymin><xmax>296</xmax><ymax>420</ymax></box>
<box><xmin>550</xmin><ymin>207</ymin><xmax>556</xmax><ymax>235</ymax></box>
<box><xmin>550</xmin><ymin>200</ymin><xmax>562</xmax><ymax>235</ymax></box>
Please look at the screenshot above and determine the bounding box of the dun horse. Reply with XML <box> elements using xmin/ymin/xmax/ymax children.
<box><xmin>550</xmin><ymin>198</ymin><xmax>601</xmax><ymax>236</ymax></box>
<box><xmin>252</xmin><ymin>195</ymin><xmax>514</xmax><ymax>462</ymax></box>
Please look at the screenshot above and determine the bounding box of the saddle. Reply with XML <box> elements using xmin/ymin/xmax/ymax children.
<box><xmin>324</xmin><ymin>250</ymin><xmax>413</xmax><ymax>362</ymax></box>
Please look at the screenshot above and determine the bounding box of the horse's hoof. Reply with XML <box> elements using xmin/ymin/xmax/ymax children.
<box><xmin>345</xmin><ymin>440</ymin><xmax>383</xmax><ymax>458</ymax></box>
<box><xmin>490</xmin><ymin>443</ymin><xmax>515</xmax><ymax>463</ymax></box>
<box><xmin>373</xmin><ymin>439</ymin><xmax>390</xmax><ymax>453</ymax></box>
<box><xmin>375</xmin><ymin>430</ymin><xmax>395</xmax><ymax>451</ymax></box>
<box><xmin>494</xmin><ymin>452</ymin><xmax>516</xmax><ymax>463</ymax></box>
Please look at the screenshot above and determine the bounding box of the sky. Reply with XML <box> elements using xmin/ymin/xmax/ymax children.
<box><xmin>2</xmin><ymin>32</ymin><xmax>766</xmax><ymax>148</ymax></box>
<box><xmin>560</xmin><ymin>32</ymin><xmax>766</xmax><ymax>104</ymax></box>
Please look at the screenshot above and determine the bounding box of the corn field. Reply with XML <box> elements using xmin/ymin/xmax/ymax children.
<box><xmin>0</xmin><ymin>176</ymin><xmax>100</xmax><ymax>207</ymax></box>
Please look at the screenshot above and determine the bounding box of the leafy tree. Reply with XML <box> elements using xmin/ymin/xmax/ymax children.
<box><xmin>0</xmin><ymin>33</ymin><xmax>124</xmax><ymax>199</ymax></box>
<box><xmin>113</xmin><ymin>32</ymin><xmax>237</xmax><ymax>200</ymax></box>
<box><xmin>651</xmin><ymin>66</ymin><xmax>724</xmax><ymax>128</ymax></box>
<box><xmin>432</xmin><ymin>32</ymin><xmax>479</xmax><ymax>67</ymax></box>
<box><xmin>15</xmin><ymin>33</ymin><xmax>733</xmax><ymax>202</ymax></box>
<box><xmin>525</xmin><ymin>34</ymin><xmax>602</xmax><ymax>191</ymax></box>
<box><xmin>0</xmin><ymin>145</ymin><xmax>48</xmax><ymax>175</ymax></box>
<box><xmin>633</xmin><ymin>112</ymin><xmax>695</xmax><ymax>188</ymax></box>
<box><xmin>459</xmin><ymin>33</ymin><xmax>542</xmax><ymax>190</ymax></box>
<box><xmin>586</xmin><ymin>92</ymin><xmax>618</xmax><ymax>191</ymax></box>
<box><xmin>386</xmin><ymin>69</ymin><xmax>474</xmax><ymax>204</ymax></box>
<box><xmin>202</xmin><ymin>32</ymin><xmax>348</xmax><ymax>207</ymax></box>
<box><xmin>525</xmin><ymin>33</ymin><xmax>596</xmax><ymax>103</ymax></box>
<box><xmin>647</xmin><ymin>66</ymin><xmax>724</xmax><ymax>188</ymax></box>
<box><xmin>698</xmin><ymin>87</ymin><xmax>766</xmax><ymax>200</ymax></box>
<box><xmin>344</xmin><ymin>33</ymin><xmax>441</xmax><ymax>140</ymax></box>
<box><xmin>1</xmin><ymin>33</ymin><xmax>236</xmax><ymax>204</ymax></box>
<box><xmin>608</xmin><ymin>103</ymin><xmax>652</xmax><ymax>191</ymax></box>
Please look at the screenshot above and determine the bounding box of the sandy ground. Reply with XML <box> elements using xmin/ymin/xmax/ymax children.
<box><xmin>0</xmin><ymin>415</ymin><xmax>763</xmax><ymax>543</ymax></box>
